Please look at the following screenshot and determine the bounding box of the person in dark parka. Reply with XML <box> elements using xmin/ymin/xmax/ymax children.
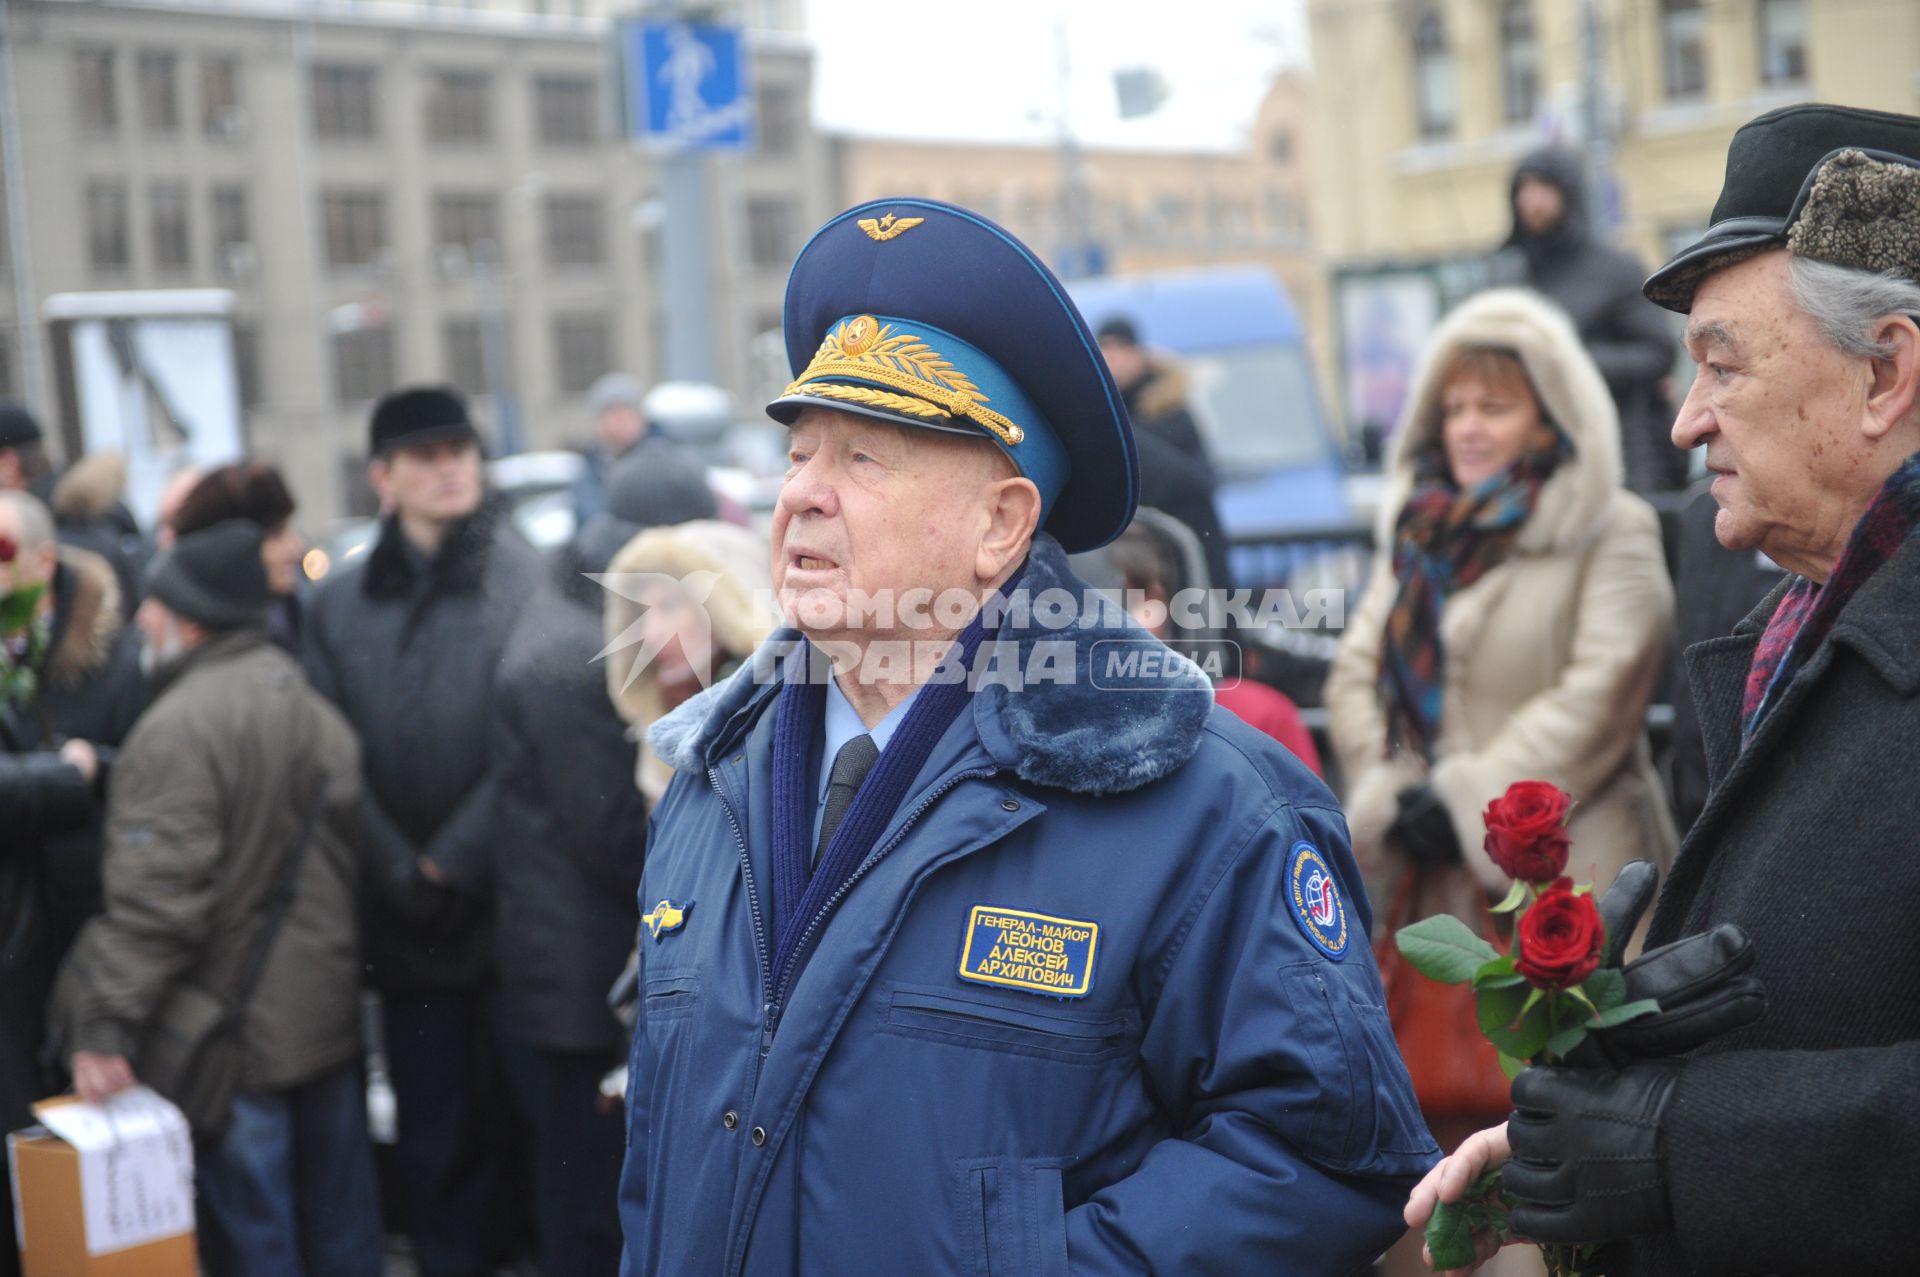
<box><xmin>1411</xmin><ymin>102</ymin><xmax>1920</xmax><ymax>1277</ymax></box>
<box><xmin>490</xmin><ymin>445</ymin><xmax>715</xmax><ymax>1276</ymax></box>
<box><xmin>0</xmin><ymin>491</ymin><xmax>146</xmax><ymax>961</ymax></box>
<box><xmin>1494</xmin><ymin>147</ymin><xmax>1684</xmax><ymax>497</ymax></box>
<box><xmin>303</xmin><ymin>386</ymin><xmax>540</xmax><ymax>1277</ymax></box>
<box><xmin>1095</xmin><ymin>317</ymin><xmax>1234</xmax><ymax>592</ymax></box>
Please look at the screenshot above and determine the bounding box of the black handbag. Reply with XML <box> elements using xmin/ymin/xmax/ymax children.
<box><xmin>134</xmin><ymin>794</ymin><xmax>323</xmax><ymax>1141</ymax></box>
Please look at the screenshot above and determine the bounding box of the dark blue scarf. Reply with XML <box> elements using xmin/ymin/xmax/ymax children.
<box><xmin>767</xmin><ymin>573</ymin><xmax>1017</xmax><ymax>991</ymax></box>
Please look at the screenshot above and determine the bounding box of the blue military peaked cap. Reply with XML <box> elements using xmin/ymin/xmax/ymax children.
<box><xmin>767</xmin><ymin>197</ymin><xmax>1139</xmax><ymax>553</ymax></box>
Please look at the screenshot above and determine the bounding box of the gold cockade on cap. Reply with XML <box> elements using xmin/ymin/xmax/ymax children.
<box><xmin>856</xmin><ymin>212</ymin><xmax>924</xmax><ymax>242</ymax></box>
<box><xmin>782</xmin><ymin>316</ymin><xmax>1027</xmax><ymax>447</ymax></box>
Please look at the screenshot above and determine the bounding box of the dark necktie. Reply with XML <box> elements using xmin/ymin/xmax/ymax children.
<box><xmin>816</xmin><ymin>733</ymin><xmax>880</xmax><ymax>864</ymax></box>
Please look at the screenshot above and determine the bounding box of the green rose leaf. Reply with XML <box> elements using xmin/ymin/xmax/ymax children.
<box><xmin>1583</xmin><ymin>967</ymin><xmax>1627</xmax><ymax>1012</ymax></box>
<box><xmin>1395</xmin><ymin>915</ymin><xmax>1500</xmax><ymax>985</ymax></box>
<box><xmin>1426</xmin><ymin>1199</ymin><xmax>1478</xmax><ymax>1270</ymax></box>
<box><xmin>1472</xmin><ymin>953</ymin><xmax>1525</xmax><ymax>990</ymax></box>
<box><xmin>1476</xmin><ymin>981</ymin><xmax>1529</xmax><ymax>1034</ymax></box>
<box><xmin>1543</xmin><ymin>1021</ymin><xmax>1590</xmax><ymax>1061</ymax></box>
<box><xmin>1486</xmin><ymin>996</ymin><xmax>1553</xmax><ymax>1060</ymax></box>
<box><xmin>1498</xmin><ymin>1050</ymin><xmax>1527</xmax><ymax>1080</ymax></box>
<box><xmin>1592</xmin><ymin>997</ymin><xmax>1663</xmax><ymax>1028</ymax></box>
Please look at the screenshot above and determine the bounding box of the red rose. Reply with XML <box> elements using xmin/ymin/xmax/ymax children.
<box><xmin>1483</xmin><ymin>780</ymin><xmax>1572</xmax><ymax>883</ymax></box>
<box><xmin>1515</xmin><ymin>877</ymin><xmax>1605</xmax><ymax>991</ymax></box>
<box><xmin>0</xmin><ymin>536</ymin><xmax>15</xmax><ymax>564</ymax></box>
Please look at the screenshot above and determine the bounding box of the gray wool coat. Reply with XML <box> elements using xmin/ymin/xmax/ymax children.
<box><xmin>1608</xmin><ymin>535</ymin><xmax>1920</xmax><ymax>1276</ymax></box>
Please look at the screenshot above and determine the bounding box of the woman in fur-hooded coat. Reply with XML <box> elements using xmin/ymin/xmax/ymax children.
<box><xmin>1325</xmin><ymin>289</ymin><xmax>1679</xmax><ymax>928</ymax></box>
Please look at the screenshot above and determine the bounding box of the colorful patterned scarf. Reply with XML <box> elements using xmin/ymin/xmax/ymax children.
<box><xmin>1379</xmin><ymin>437</ymin><xmax>1568</xmax><ymax>760</ymax></box>
<box><xmin>1742</xmin><ymin>450</ymin><xmax>1920</xmax><ymax>739</ymax></box>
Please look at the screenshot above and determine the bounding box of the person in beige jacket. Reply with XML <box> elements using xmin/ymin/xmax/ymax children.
<box><xmin>1327</xmin><ymin>288</ymin><xmax>1678</xmax><ymax>1274</ymax></box>
<box><xmin>1329</xmin><ymin>286</ymin><xmax>1677</xmax><ymax>910</ymax></box>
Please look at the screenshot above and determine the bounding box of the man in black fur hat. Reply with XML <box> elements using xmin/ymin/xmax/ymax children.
<box><xmin>303</xmin><ymin>386</ymin><xmax>539</xmax><ymax>1277</ymax></box>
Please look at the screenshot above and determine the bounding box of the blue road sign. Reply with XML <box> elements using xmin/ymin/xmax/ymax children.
<box><xmin>619</xmin><ymin>20</ymin><xmax>754</xmax><ymax>150</ymax></box>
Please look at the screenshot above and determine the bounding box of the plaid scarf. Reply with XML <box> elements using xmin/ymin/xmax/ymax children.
<box><xmin>1379</xmin><ymin>437</ymin><xmax>1568</xmax><ymax>760</ymax></box>
<box><xmin>1743</xmin><ymin>450</ymin><xmax>1920</xmax><ymax>739</ymax></box>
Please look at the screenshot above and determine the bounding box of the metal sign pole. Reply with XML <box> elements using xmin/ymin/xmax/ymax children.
<box><xmin>0</xmin><ymin>0</ymin><xmax>48</xmax><ymax>418</ymax></box>
<box><xmin>662</xmin><ymin>147</ymin><xmax>715</xmax><ymax>384</ymax></box>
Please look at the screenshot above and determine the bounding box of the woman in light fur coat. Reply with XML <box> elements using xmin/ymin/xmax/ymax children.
<box><xmin>1327</xmin><ymin>287</ymin><xmax>1679</xmax><ymax>1272</ymax></box>
<box><xmin>603</xmin><ymin>518</ymin><xmax>774</xmax><ymax>805</ymax></box>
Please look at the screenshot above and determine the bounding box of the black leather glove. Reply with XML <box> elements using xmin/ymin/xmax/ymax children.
<box><xmin>1569</xmin><ymin>860</ymin><xmax>1767</xmax><ymax>1065</ymax></box>
<box><xmin>1506</xmin><ymin>1060</ymin><xmax>1682</xmax><ymax>1244</ymax></box>
<box><xmin>1389</xmin><ymin>785</ymin><xmax>1461</xmax><ymax>868</ymax></box>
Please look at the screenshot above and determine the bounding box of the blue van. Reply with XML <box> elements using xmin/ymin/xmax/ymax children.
<box><xmin>1066</xmin><ymin>265</ymin><xmax>1359</xmax><ymax>543</ymax></box>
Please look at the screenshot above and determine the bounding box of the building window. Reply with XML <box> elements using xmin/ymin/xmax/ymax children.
<box><xmin>1757</xmin><ymin>0</ymin><xmax>1807</xmax><ymax>86</ymax></box>
<box><xmin>332</xmin><ymin>326</ymin><xmax>394</xmax><ymax>405</ymax></box>
<box><xmin>1267</xmin><ymin>129</ymin><xmax>1293</xmax><ymax>164</ymax></box>
<box><xmin>1411</xmin><ymin>9</ymin><xmax>1457</xmax><ymax>141</ymax></box>
<box><xmin>756</xmin><ymin>82</ymin><xmax>801</xmax><ymax>155</ymax></box>
<box><xmin>75</xmin><ymin>48</ymin><xmax>118</xmax><ymax>134</ymax></box>
<box><xmin>426</xmin><ymin>69</ymin><xmax>491</xmax><ymax>145</ymax></box>
<box><xmin>150</xmin><ymin>181</ymin><xmax>191</xmax><ymax>272</ymax></box>
<box><xmin>211</xmin><ymin>185</ymin><xmax>250</xmax><ymax>277</ymax></box>
<box><xmin>85</xmin><ymin>180</ymin><xmax>130</xmax><ymax>273</ymax></box>
<box><xmin>443</xmin><ymin>318</ymin><xmax>488</xmax><ymax>398</ymax></box>
<box><xmin>0</xmin><ymin>330</ymin><xmax>14</xmax><ymax>400</ymax></box>
<box><xmin>137</xmin><ymin>51</ymin><xmax>180</xmax><ymax>133</ymax></box>
<box><xmin>543</xmin><ymin>194</ymin><xmax>605</xmax><ymax>268</ymax></box>
<box><xmin>321</xmin><ymin>189</ymin><xmax>386</xmax><ymax>270</ymax></box>
<box><xmin>433</xmin><ymin>192</ymin><xmax>502</xmax><ymax>268</ymax></box>
<box><xmin>1499</xmin><ymin>0</ymin><xmax>1539</xmax><ymax>125</ymax></box>
<box><xmin>746</xmin><ymin>196</ymin><xmax>796</xmax><ymax>270</ymax></box>
<box><xmin>553</xmin><ymin>312</ymin><xmax>612</xmax><ymax>396</ymax></box>
<box><xmin>312</xmin><ymin>64</ymin><xmax>378</xmax><ymax>141</ymax></box>
<box><xmin>534</xmin><ymin>74</ymin><xmax>596</xmax><ymax>146</ymax></box>
<box><xmin>201</xmin><ymin>55</ymin><xmax>243</xmax><ymax>140</ymax></box>
<box><xmin>1660</xmin><ymin>0</ymin><xmax>1709</xmax><ymax>101</ymax></box>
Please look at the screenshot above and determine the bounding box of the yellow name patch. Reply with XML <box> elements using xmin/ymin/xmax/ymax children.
<box><xmin>957</xmin><ymin>905</ymin><xmax>1100</xmax><ymax>999</ymax></box>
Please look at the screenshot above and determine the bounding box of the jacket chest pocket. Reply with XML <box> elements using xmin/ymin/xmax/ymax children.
<box><xmin>884</xmin><ymin>984</ymin><xmax>1137</xmax><ymax>1063</ymax></box>
<box><xmin>642</xmin><ymin>971</ymin><xmax>700</xmax><ymax>1019</ymax></box>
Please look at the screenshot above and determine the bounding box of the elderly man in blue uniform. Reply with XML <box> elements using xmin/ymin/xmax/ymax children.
<box><xmin>618</xmin><ymin>199</ymin><xmax>1436</xmax><ymax>1275</ymax></box>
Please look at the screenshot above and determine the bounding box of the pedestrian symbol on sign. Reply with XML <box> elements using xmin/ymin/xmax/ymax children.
<box><xmin>620</xmin><ymin>20</ymin><xmax>755</xmax><ymax>150</ymax></box>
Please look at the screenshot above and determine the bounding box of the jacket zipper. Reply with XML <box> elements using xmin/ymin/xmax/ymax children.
<box><xmin>763</xmin><ymin>766</ymin><xmax>997</xmax><ymax>1047</ymax></box>
<box><xmin>706</xmin><ymin>766</ymin><xmax>774</xmax><ymax>1103</ymax></box>
<box><xmin>724</xmin><ymin>763</ymin><xmax>1001</xmax><ymax>1277</ymax></box>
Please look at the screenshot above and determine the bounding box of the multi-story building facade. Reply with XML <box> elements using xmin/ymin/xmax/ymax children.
<box><xmin>0</xmin><ymin>0</ymin><xmax>827</xmax><ymax>519</ymax></box>
<box><xmin>831</xmin><ymin>72</ymin><xmax>1320</xmax><ymax>370</ymax></box>
<box><xmin>1309</xmin><ymin>0</ymin><xmax>1919</xmax><ymax>281</ymax></box>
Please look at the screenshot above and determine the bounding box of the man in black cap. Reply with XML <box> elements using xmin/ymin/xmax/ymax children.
<box><xmin>1410</xmin><ymin>103</ymin><xmax>1920</xmax><ymax>1276</ymax></box>
<box><xmin>1495</xmin><ymin>148</ymin><xmax>1684</xmax><ymax>496</ymax></box>
<box><xmin>54</xmin><ymin>519</ymin><xmax>379</xmax><ymax>1276</ymax></box>
<box><xmin>0</xmin><ymin>401</ymin><xmax>51</xmax><ymax>496</ymax></box>
<box><xmin>303</xmin><ymin>386</ymin><xmax>539</xmax><ymax>1277</ymax></box>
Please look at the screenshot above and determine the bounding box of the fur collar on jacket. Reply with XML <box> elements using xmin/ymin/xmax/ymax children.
<box><xmin>362</xmin><ymin>493</ymin><xmax>508</xmax><ymax>601</ymax></box>
<box><xmin>650</xmin><ymin>534</ymin><xmax>1215</xmax><ymax>798</ymax></box>
<box><xmin>46</xmin><ymin>547</ymin><xmax>123</xmax><ymax>689</ymax></box>
<box><xmin>1378</xmin><ymin>288</ymin><xmax>1625</xmax><ymax>556</ymax></box>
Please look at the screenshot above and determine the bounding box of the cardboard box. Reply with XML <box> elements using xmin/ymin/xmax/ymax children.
<box><xmin>8</xmin><ymin>1087</ymin><xmax>196</xmax><ymax>1277</ymax></box>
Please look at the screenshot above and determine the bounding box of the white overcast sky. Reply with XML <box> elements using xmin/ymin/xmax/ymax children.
<box><xmin>805</xmin><ymin>0</ymin><xmax>1309</xmax><ymax>151</ymax></box>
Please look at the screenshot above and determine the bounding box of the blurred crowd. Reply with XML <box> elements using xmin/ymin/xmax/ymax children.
<box><xmin>0</xmin><ymin>145</ymin><xmax>1771</xmax><ymax>1277</ymax></box>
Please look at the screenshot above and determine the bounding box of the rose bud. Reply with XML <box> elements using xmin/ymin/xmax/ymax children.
<box><xmin>1483</xmin><ymin>780</ymin><xmax>1573</xmax><ymax>883</ymax></box>
<box><xmin>1515</xmin><ymin>877</ymin><xmax>1606</xmax><ymax>991</ymax></box>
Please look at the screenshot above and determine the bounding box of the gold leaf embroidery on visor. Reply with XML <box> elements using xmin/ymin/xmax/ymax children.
<box><xmin>781</xmin><ymin>317</ymin><xmax>1027</xmax><ymax>447</ymax></box>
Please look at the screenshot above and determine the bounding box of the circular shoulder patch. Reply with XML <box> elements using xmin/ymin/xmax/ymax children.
<box><xmin>1285</xmin><ymin>841</ymin><xmax>1349</xmax><ymax>960</ymax></box>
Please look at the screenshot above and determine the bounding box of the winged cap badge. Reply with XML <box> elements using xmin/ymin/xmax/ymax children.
<box><xmin>857</xmin><ymin>212</ymin><xmax>924</xmax><ymax>242</ymax></box>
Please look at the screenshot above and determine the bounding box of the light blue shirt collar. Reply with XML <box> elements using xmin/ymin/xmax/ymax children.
<box><xmin>818</xmin><ymin>677</ymin><xmax>918</xmax><ymax>807</ymax></box>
